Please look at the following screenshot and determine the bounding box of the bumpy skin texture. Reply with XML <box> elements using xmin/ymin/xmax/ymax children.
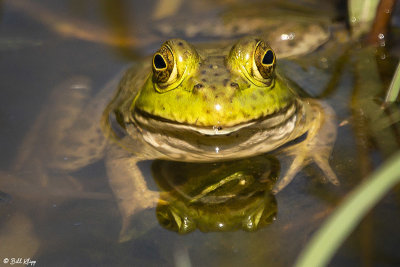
<box><xmin>133</xmin><ymin>38</ymin><xmax>295</xmax><ymax>127</ymax></box>
<box><xmin>103</xmin><ymin>36</ymin><xmax>339</xmax><ymax>241</ymax></box>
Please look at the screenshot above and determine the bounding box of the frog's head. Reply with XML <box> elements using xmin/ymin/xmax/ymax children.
<box><xmin>132</xmin><ymin>37</ymin><xmax>295</xmax><ymax>135</ymax></box>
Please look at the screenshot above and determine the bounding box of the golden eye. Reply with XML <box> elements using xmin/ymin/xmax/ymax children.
<box><xmin>152</xmin><ymin>44</ymin><xmax>175</xmax><ymax>84</ymax></box>
<box><xmin>254</xmin><ymin>41</ymin><xmax>276</xmax><ymax>81</ymax></box>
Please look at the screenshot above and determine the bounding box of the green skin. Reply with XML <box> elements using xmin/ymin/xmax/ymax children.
<box><xmin>103</xmin><ymin>36</ymin><xmax>340</xmax><ymax>240</ymax></box>
<box><xmin>11</xmin><ymin>35</ymin><xmax>339</xmax><ymax>242</ymax></box>
<box><xmin>134</xmin><ymin>39</ymin><xmax>293</xmax><ymax>127</ymax></box>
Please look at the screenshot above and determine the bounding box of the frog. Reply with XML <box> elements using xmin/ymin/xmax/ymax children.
<box><xmin>8</xmin><ymin>30</ymin><xmax>339</xmax><ymax>243</ymax></box>
<box><xmin>102</xmin><ymin>36</ymin><xmax>340</xmax><ymax>241</ymax></box>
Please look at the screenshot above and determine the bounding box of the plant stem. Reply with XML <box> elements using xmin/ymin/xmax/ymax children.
<box><xmin>385</xmin><ymin>61</ymin><xmax>400</xmax><ymax>103</ymax></box>
<box><xmin>295</xmin><ymin>151</ymin><xmax>400</xmax><ymax>267</ymax></box>
<box><xmin>367</xmin><ymin>0</ymin><xmax>396</xmax><ymax>45</ymax></box>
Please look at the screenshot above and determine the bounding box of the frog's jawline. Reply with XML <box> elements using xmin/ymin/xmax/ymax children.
<box><xmin>133</xmin><ymin>101</ymin><xmax>296</xmax><ymax>136</ymax></box>
<box><xmin>130</xmin><ymin>100</ymin><xmax>305</xmax><ymax>161</ymax></box>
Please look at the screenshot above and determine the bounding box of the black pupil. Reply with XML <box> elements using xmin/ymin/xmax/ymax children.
<box><xmin>154</xmin><ymin>54</ymin><xmax>167</xmax><ymax>69</ymax></box>
<box><xmin>262</xmin><ymin>50</ymin><xmax>274</xmax><ymax>65</ymax></box>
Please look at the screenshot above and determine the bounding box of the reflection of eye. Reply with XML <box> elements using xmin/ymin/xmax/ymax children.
<box><xmin>152</xmin><ymin>45</ymin><xmax>175</xmax><ymax>84</ymax></box>
<box><xmin>156</xmin><ymin>205</ymin><xmax>196</xmax><ymax>234</ymax></box>
<box><xmin>254</xmin><ymin>41</ymin><xmax>276</xmax><ymax>82</ymax></box>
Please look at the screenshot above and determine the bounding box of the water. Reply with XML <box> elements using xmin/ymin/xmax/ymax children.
<box><xmin>1</xmin><ymin>0</ymin><xmax>399</xmax><ymax>266</ymax></box>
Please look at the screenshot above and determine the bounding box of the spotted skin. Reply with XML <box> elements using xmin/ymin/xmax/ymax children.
<box><xmin>102</xmin><ymin>37</ymin><xmax>339</xmax><ymax>241</ymax></box>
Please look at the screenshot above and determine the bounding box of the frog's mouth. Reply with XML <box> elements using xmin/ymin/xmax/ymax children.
<box><xmin>128</xmin><ymin>100</ymin><xmax>304</xmax><ymax>161</ymax></box>
<box><xmin>132</xmin><ymin>101</ymin><xmax>298</xmax><ymax>136</ymax></box>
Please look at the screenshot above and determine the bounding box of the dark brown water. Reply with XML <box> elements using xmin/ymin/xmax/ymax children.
<box><xmin>1</xmin><ymin>0</ymin><xmax>400</xmax><ymax>266</ymax></box>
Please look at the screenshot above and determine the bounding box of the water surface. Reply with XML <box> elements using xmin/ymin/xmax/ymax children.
<box><xmin>1</xmin><ymin>0</ymin><xmax>400</xmax><ymax>266</ymax></box>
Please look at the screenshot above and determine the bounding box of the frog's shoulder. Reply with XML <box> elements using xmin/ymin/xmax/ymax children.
<box><xmin>275</xmin><ymin>68</ymin><xmax>309</xmax><ymax>98</ymax></box>
<box><xmin>112</xmin><ymin>62</ymin><xmax>151</xmax><ymax>108</ymax></box>
<box><xmin>102</xmin><ymin>62</ymin><xmax>150</xmax><ymax>128</ymax></box>
<box><xmin>102</xmin><ymin>61</ymin><xmax>163</xmax><ymax>159</ymax></box>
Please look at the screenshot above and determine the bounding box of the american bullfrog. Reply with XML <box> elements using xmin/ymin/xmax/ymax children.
<box><xmin>103</xmin><ymin>36</ymin><xmax>339</xmax><ymax>240</ymax></box>
<box><xmin>9</xmin><ymin>25</ymin><xmax>338</xmax><ymax>243</ymax></box>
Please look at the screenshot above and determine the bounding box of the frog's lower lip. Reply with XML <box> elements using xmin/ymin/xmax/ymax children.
<box><xmin>132</xmin><ymin>102</ymin><xmax>297</xmax><ymax>136</ymax></box>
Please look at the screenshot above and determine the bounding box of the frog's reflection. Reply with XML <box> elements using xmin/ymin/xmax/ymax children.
<box><xmin>151</xmin><ymin>154</ymin><xmax>279</xmax><ymax>234</ymax></box>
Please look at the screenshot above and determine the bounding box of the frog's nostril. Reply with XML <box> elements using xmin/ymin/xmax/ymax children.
<box><xmin>193</xmin><ymin>83</ymin><xmax>204</xmax><ymax>91</ymax></box>
<box><xmin>230</xmin><ymin>82</ymin><xmax>239</xmax><ymax>89</ymax></box>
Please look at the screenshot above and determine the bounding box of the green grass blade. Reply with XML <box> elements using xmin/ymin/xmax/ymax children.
<box><xmin>348</xmin><ymin>0</ymin><xmax>379</xmax><ymax>37</ymax></box>
<box><xmin>295</xmin><ymin>151</ymin><xmax>400</xmax><ymax>267</ymax></box>
<box><xmin>385</xmin><ymin>61</ymin><xmax>400</xmax><ymax>103</ymax></box>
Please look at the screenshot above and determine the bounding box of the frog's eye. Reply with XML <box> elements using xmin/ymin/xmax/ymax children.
<box><xmin>151</xmin><ymin>39</ymin><xmax>199</xmax><ymax>92</ymax></box>
<box><xmin>253</xmin><ymin>41</ymin><xmax>276</xmax><ymax>83</ymax></box>
<box><xmin>152</xmin><ymin>44</ymin><xmax>176</xmax><ymax>86</ymax></box>
<box><xmin>227</xmin><ymin>37</ymin><xmax>276</xmax><ymax>87</ymax></box>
